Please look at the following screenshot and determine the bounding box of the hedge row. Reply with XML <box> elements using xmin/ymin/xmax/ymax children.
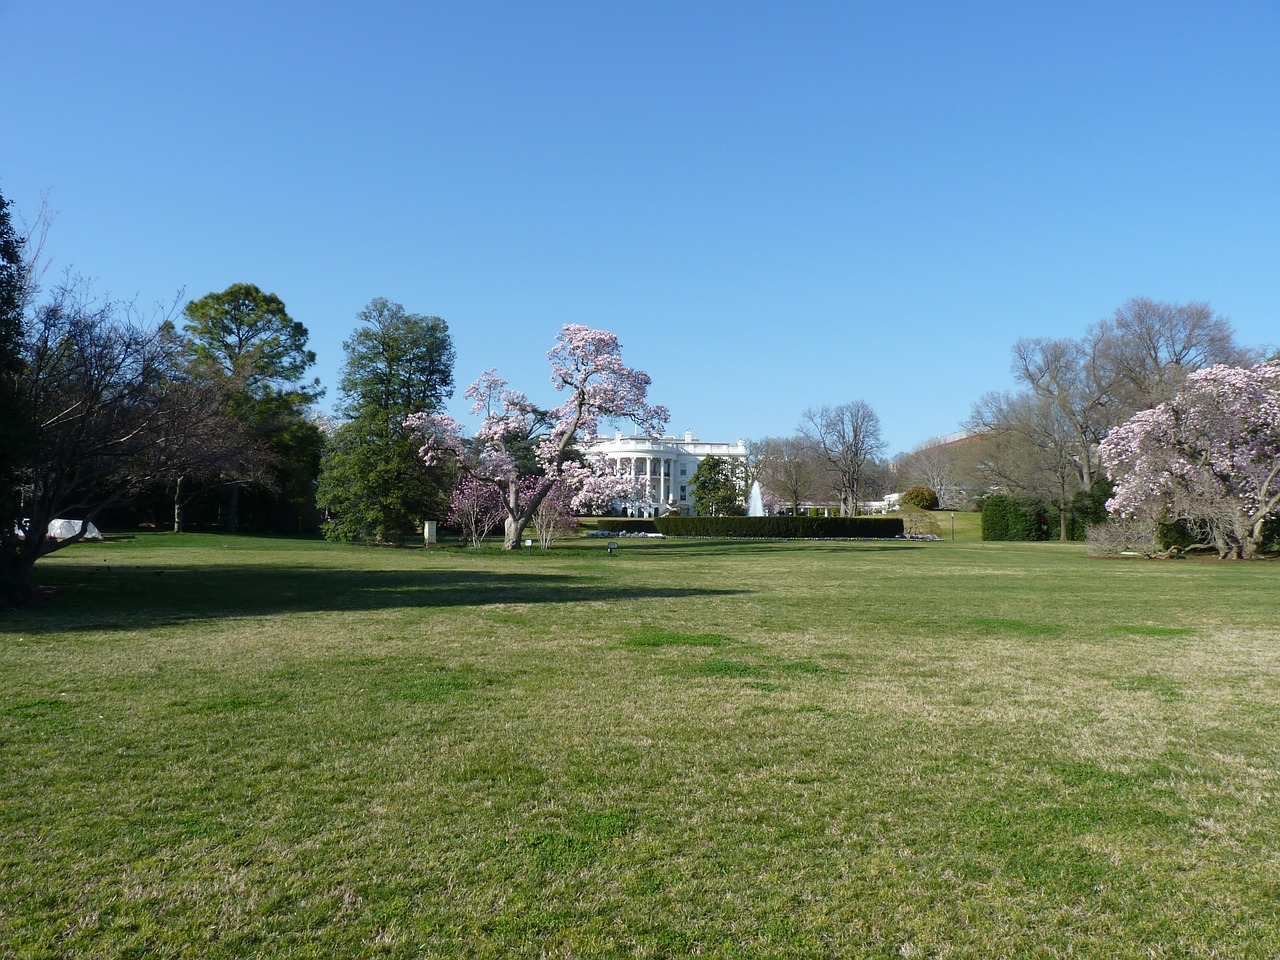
<box><xmin>981</xmin><ymin>487</ymin><xmax>1112</xmax><ymax>542</ymax></box>
<box><xmin>981</xmin><ymin>495</ymin><xmax>1051</xmax><ymax>541</ymax></box>
<box><xmin>653</xmin><ymin>515</ymin><xmax>905</xmax><ymax>539</ymax></box>
<box><xmin>597</xmin><ymin>518</ymin><xmax>660</xmax><ymax>534</ymax></box>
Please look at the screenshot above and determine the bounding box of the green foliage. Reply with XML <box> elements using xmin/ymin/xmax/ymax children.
<box><xmin>901</xmin><ymin>485</ymin><xmax>939</xmax><ymax>510</ymax></box>
<box><xmin>1262</xmin><ymin>518</ymin><xmax>1280</xmax><ymax>552</ymax></box>
<box><xmin>1040</xmin><ymin>482</ymin><xmax>1114</xmax><ymax>543</ymax></box>
<box><xmin>1158</xmin><ymin>520</ymin><xmax>1200</xmax><ymax>552</ymax></box>
<box><xmin>179</xmin><ymin>283</ymin><xmax>323</xmax><ymax>532</ymax></box>
<box><xmin>0</xmin><ymin>190</ymin><xmax>27</xmax><ymax>604</ymax></box>
<box><xmin>317</xmin><ymin>298</ymin><xmax>455</xmax><ymax>542</ymax></box>
<box><xmin>655</xmin><ymin>515</ymin><xmax>904</xmax><ymax>538</ymax></box>
<box><xmin>334</xmin><ymin>298</ymin><xmax>455</xmax><ymax>422</ymax></box>
<box><xmin>691</xmin><ymin>455</ymin><xmax>744</xmax><ymax>516</ymax></box>
<box><xmin>182</xmin><ymin>283</ymin><xmax>320</xmax><ymax>402</ymax></box>
<box><xmin>981</xmin><ymin>494</ymin><xmax>1050</xmax><ymax>541</ymax></box>
<box><xmin>1072</xmin><ymin>481</ymin><xmax>1112</xmax><ymax>527</ymax></box>
<box><xmin>318</xmin><ymin>420</ymin><xmax>454</xmax><ymax>543</ymax></box>
<box><xmin>236</xmin><ymin>413</ymin><xmax>325</xmax><ymax>535</ymax></box>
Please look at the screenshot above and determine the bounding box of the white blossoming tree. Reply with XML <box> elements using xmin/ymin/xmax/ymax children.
<box><xmin>1099</xmin><ymin>361</ymin><xmax>1280</xmax><ymax>559</ymax></box>
<box><xmin>407</xmin><ymin>325</ymin><xmax>666</xmax><ymax>550</ymax></box>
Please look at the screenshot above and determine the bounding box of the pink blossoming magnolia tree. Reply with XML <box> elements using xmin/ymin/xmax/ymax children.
<box><xmin>448</xmin><ymin>475</ymin><xmax>505</xmax><ymax>548</ymax></box>
<box><xmin>1099</xmin><ymin>361</ymin><xmax>1280</xmax><ymax>559</ymax></box>
<box><xmin>525</xmin><ymin>476</ymin><xmax>579</xmax><ymax>550</ymax></box>
<box><xmin>407</xmin><ymin>325</ymin><xmax>667</xmax><ymax>550</ymax></box>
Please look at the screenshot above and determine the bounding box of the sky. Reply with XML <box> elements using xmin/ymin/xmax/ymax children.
<box><xmin>3</xmin><ymin>1</ymin><xmax>1278</xmax><ymax>454</ymax></box>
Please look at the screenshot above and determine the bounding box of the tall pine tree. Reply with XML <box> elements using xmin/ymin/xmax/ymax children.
<box><xmin>317</xmin><ymin>298</ymin><xmax>455</xmax><ymax>542</ymax></box>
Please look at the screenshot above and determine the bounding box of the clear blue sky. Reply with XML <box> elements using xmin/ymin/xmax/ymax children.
<box><xmin>4</xmin><ymin>1</ymin><xmax>1277</xmax><ymax>454</ymax></box>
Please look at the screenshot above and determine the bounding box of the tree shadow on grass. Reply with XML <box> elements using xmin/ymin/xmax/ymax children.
<box><xmin>6</xmin><ymin>566</ymin><xmax>747</xmax><ymax>634</ymax></box>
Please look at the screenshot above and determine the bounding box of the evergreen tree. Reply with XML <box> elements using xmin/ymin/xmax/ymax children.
<box><xmin>0</xmin><ymin>189</ymin><xmax>29</xmax><ymax>603</ymax></box>
<box><xmin>317</xmin><ymin>298</ymin><xmax>455</xmax><ymax>542</ymax></box>
<box><xmin>691</xmin><ymin>455</ymin><xmax>745</xmax><ymax>517</ymax></box>
<box><xmin>177</xmin><ymin>283</ymin><xmax>322</xmax><ymax>532</ymax></box>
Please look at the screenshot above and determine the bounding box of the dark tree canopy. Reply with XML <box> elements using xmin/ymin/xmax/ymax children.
<box><xmin>317</xmin><ymin>298</ymin><xmax>456</xmax><ymax>542</ymax></box>
<box><xmin>176</xmin><ymin>283</ymin><xmax>322</xmax><ymax>532</ymax></box>
<box><xmin>0</xmin><ymin>189</ymin><xmax>28</xmax><ymax>601</ymax></box>
<box><xmin>336</xmin><ymin>298</ymin><xmax>455</xmax><ymax>423</ymax></box>
<box><xmin>181</xmin><ymin>283</ymin><xmax>320</xmax><ymax>402</ymax></box>
<box><xmin>692</xmin><ymin>455</ymin><xmax>744</xmax><ymax>517</ymax></box>
<box><xmin>12</xmin><ymin>279</ymin><xmax>254</xmax><ymax>571</ymax></box>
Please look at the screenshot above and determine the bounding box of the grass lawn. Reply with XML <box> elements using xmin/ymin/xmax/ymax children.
<box><xmin>3</xmin><ymin>532</ymin><xmax>1279</xmax><ymax>958</ymax></box>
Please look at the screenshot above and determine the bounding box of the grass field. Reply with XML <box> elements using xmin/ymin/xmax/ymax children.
<box><xmin>3</xmin><ymin>532</ymin><xmax>1279</xmax><ymax>958</ymax></box>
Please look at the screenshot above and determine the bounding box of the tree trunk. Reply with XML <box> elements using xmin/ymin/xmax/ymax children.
<box><xmin>173</xmin><ymin>475</ymin><xmax>186</xmax><ymax>533</ymax></box>
<box><xmin>1059</xmin><ymin>479</ymin><xmax>1070</xmax><ymax>542</ymax></box>
<box><xmin>503</xmin><ymin>514</ymin><xmax>526</xmax><ymax>550</ymax></box>
<box><xmin>224</xmin><ymin>486</ymin><xmax>239</xmax><ymax>534</ymax></box>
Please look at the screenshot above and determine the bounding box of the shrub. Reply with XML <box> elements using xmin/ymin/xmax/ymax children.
<box><xmin>900</xmin><ymin>505</ymin><xmax>941</xmax><ymax>537</ymax></box>
<box><xmin>1043</xmin><ymin>483</ymin><xmax>1113</xmax><ymax>541</ymax></box>
<box><xmin>1158</xmin><ymin>519</ymin><xmax>1200</xmax><ymax>552</ymax></box>
<box><xmin>598</xmin><ymin>518</ymin><xmax>660</xmax><ymax>534</ymax></box>
<box><xmin>1264</xmin><ymin>517</ymin><xmax>1280</xmax><ymax>552</ymax></box>
<box><xmin>981</xmin><ymin>495</ymin><xmax>1050</xmax><ymax>541</ymax></box>
<box><xmin>1085</xmin><ymin>518</ymin><xmax>1160</xmax><ymax>557</ymax></box>
<box><xmin>654</xmin><ymin>515</ymin><xmax>904</xmax><ymax>539</ymax></box>
<box><xmin>901</xmin><ymin>486</ymin><xmax>939</xmax><ymax>511</ymax></box>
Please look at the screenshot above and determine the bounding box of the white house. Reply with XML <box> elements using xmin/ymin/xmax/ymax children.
<box><xmin>590</xmin><ymin>429</ymin><xmax>748</xmax><ymax>517</ymax></box>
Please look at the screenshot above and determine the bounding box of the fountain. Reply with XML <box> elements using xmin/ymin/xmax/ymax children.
<box><xmin>747</xmin><ymin>480</ymin><xmax>765</xmax><ymax>517</ymax></box>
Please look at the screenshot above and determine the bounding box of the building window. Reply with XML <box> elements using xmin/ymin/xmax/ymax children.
<box><xmin>680</xmin><ymin>486</ymin><xmax>687</xmax><ymax>501</ymax></box>
<box><xmin>680</xmin><ymin>466</ymin><xmax>687</xmax><ymax>476</ymax></box>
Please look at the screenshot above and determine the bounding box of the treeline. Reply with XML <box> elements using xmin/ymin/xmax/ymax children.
<box><xmin>0</xmin><ymin>190</ymin><xmax>460</xmax><ymax>602</ymax></box>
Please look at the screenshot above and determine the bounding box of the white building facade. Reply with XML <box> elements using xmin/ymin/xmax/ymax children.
<box><xmin>590</xmin><ymin>430</ymin><xmax>748</xmax><ymax>517</ymax></box>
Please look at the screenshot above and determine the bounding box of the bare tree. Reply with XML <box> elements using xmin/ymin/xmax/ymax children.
<box><xmin>1011</xmin><ymin>335</ymin><xmax>1112</xmax><ymax>490</ymax></box>
<box><xmin>967</xmin><ymin>391</ymin><xmax>1083</xmax><ymax>541</ymax></box>
<box><xmin>12</xmin><ymin>276</ymin><xmax>261</xmax><ymax>573</ymax></box>
<box><xmin>976</xmin><ymin>297</ymin><xmax>1258</xmax><ymax>525</ymax></box>
<box><xmin>755</xmin><ymin>434</ymin><xmax>822</xmax><ymax>514</ymax></box>
<box><xmin>859</xmin><ymin>458</ymin><xmax>895</xmax><ymax>503</ymax></box>
<box><xmin>899</xmin><ymin>439</ymin><xmax>963</xmax><ymax>508</ymax></box>
<box><xmin>1094</xmin><ymin>297</ymin><xmax>1256</xmax><ymax>409</ymax></box>
<box><xmin>800</xmin><ymin>401</ymin><xmax>886</xmax><ymax>516</ymax></box>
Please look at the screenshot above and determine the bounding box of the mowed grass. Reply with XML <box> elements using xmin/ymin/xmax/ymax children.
<box><xmin>2</xmin><ymin>533</ymin><xmax>1280</xmax><ymax>958</ymax></box>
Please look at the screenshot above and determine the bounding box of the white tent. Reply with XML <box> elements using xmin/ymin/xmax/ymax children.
<box><xmin>46</xmin><ymin>519</ymin><xmax>103</xmax><ymax>540</ymax></box>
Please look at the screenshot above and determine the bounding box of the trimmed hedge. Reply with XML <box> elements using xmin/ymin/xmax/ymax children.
<box><xmin>597</xmin><ymin>518</ymin><xmax>660</xmax><ymax>534</ymax></box>
<box><xmin>983</xmin><ymin>485</ymin><xmax>1113</xmax><ymax>542</ymax></box>
<box><xmin>981</xmin><ymin>495</ymin><xmax>1050</xmax><ymax>541</ymax></box>
<box><xmin>654</xmin><ymin>515</ymin><xmax>904</xmax><ymax>539</ymax></box>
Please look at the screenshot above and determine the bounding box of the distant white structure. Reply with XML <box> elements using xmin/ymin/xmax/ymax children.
<box><xmin>917</xmin><ymin>428</ymin><xmax>981</xmax><ymax>449</ymax></box>
<box><xmin>860</xmin><ymin>492</ymin><xmax>902</xmax><ymax>514</ymax></box>
<box><xmin>591</xmin><ymin>429</ymin><xmax>748</xmax><ymax>517</ymax></box>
